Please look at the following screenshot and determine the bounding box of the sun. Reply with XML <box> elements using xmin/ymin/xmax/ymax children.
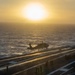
<box><xmin>22</xmin><ymin>3</ymin><xmax>48</xmax><ymax>21</ymax></box>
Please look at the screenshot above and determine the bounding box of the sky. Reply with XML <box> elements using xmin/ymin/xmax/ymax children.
<box><xmin>0</xmin><ymin>0</ymin><xmax>75</xmax><ymax>24</ymax></box>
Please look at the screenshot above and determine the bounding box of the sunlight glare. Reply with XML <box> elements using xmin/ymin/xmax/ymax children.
<box><xmin>22</xmin><ymin>3</ymin><xmax>48</xmax><ymax>21</ymax></box>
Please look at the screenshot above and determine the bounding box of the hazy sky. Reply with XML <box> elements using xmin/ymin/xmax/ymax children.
<box><xmin>0</xmin><ymin>0</ymin><xmax>75</xmax><ymax>24</ymax></box>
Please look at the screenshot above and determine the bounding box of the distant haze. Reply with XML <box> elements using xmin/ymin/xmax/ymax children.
<box><xmin>0</xmin><ymin>0</ymin><xmax>75</xmax><ymax>24</ymax></box>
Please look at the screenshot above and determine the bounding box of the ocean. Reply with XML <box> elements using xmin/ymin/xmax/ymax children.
<box><xmin>0</xmin><ymin>24</ymin><xmax>75</xmax><ymax>58</ymax></box>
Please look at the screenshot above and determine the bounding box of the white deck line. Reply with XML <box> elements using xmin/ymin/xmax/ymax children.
<box><xmin>59</xmin><ymin>68</ymin><xmax>69</xmax><ymax>72</ymax></box>
<box><xmin>0</xmin><ymin>49</ymin><xmax>75</xmax><ymax>71</ymax></box>
<box><xmin>47</xmin><ymin>61</ymin><xmax>75</xmax><ymax>75</ymax></box>
<box><xmin>12</xmin><ymin>51</ymin><xmax>75</xmax><ymax>75</ymax></box>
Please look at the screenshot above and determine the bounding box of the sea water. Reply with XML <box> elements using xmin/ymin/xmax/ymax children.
<box><xmin>0</xmin><ymin>24</ymin><xmax>75</xmax><ymax>58</ymax></box>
